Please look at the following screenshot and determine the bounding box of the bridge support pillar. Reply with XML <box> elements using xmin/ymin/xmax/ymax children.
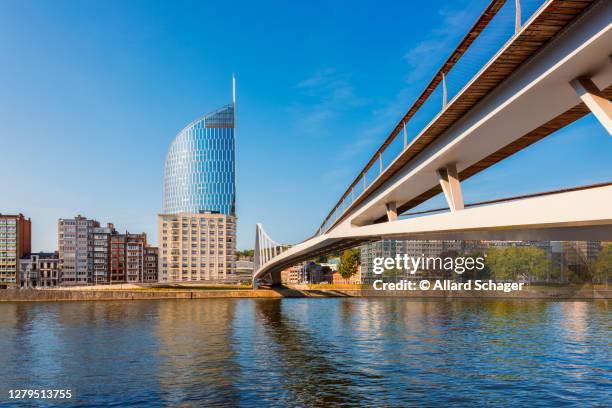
<box><xmin>437</xmin><ymin>164</ymin><xmax>464</xmax><ymax>211</ymax></box>
<box><xmin>570</xmin><ymin>77</ymin><xmax>612</xmax><ymax>135</ymax></box>
<box><xmin>386</xmin><ymin>202</ymin><xmax>397</xmax><ymax>221</ymax></box>
<box><xmin>270</xmin><ymin>270</ymin><xmax>282</xmax><ymax>286</ymax></box>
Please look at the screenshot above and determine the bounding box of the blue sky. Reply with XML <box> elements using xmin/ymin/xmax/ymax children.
<box><xmin>1</xmin><ymin>0</ymin><xmax>610</xmax><ymax>251</ymax></box>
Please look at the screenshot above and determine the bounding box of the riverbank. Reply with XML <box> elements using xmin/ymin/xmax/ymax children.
<box><xmin>1</xmin><ymin>284</ymin><xmax>610</xmax><ymax>301</ymax></box>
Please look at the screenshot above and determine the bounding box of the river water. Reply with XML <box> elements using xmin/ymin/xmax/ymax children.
<box><xmin>0</xmin><ymin>298</ymin><xmax>609</xmax><ymax>407</ymax></box>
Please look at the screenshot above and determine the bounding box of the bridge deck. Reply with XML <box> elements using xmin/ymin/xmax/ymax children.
<box><xmin>257</xmin><ymin>183</ymin><xmax>612</xmax><ymax>281</ymax></box>
<box><xmin>321</xmin><ymin>0</ymin><xmax>598</xmax><ymax>232</ymax></box>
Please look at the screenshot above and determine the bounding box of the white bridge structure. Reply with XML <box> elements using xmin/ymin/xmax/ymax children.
<box><xmin>254</xmin><ymin>0</ymin><xmax>612</xmax><ymax>286</ymax></box>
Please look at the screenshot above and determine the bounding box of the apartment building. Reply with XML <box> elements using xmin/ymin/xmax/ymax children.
<box><xmin>143</xmin><ymin>246</ymin><xmax>158</xmax><ymax>283</ymax></box>
<box><xmin>93</xmin><ymin>223</ymin><xmax>116</xmax><ymax>284</ymax></box>
<box><xmin>38</xmin><ymin>253</ymin><xmax>60</xmax><ymax>287</ymax></box>
<box><xmin>125</xmin><ymin>233</ymin><xmax>146</xmax><ymax>283</ymax></box>
<box><xmin>58</xmin><ymin>215</ymin><xmax>99</xmax><ymax>285</ymax></box>
<box><xmin>19</xmin><ymin>252</ymin><xmax>59</xmax><ymax>288</ymax></box>
<box><xmin>0</xmin><ymin>214</ymin><xmax>32</xmax><ymax>288</ymax></box>
<box><xmin>158</xmin><ymin>212</ymin><xmax>237</xmax><ymax>283</ymax></box>
<box><xmin>108</xmin><ymin>232</ymin><xmax>148</xmax><ymax>283</ymax></box>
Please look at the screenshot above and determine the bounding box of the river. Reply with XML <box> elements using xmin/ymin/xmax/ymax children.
<box><xmin>0</xmin><ymin>298</ymin><xmax>609</xmax><ymax>407</ymax></box>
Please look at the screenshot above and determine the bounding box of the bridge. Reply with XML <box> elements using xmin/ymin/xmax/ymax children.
<box><xmin>254</xmin><ymin>0</ymin><xmax>612</xmax><ymax>286</ymax></box>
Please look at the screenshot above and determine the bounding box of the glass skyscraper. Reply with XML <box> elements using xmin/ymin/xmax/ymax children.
<box><xmin>159</xmin><ymin>81</ymin><xmax>237</xmax><ymax>283</ymax></box>
<box><xmin>163</xmin><ymin>104</ymin><xmax>236</xmax><ymax>216</ymax></box>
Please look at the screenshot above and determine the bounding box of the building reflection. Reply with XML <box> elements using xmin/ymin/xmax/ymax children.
<box><xmin>153</xmin><ymin>299</ymin><xmax>240</xmax><ymax>406</ymax></box>
<box><xmin>254</xmin><ymin>299</ymin><xmax>367</xmax><ymax>406</ymax></box>
<box><xmin>560</xmin><ymin>302</ymin><xmax>589</xmax><ymax>348</ymax></box>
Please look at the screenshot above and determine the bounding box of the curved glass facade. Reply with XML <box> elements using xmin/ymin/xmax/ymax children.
<box><xmin>163</xmin><ymin>104</ymin><xmax>235</xmax><ymax>216</ymax></box>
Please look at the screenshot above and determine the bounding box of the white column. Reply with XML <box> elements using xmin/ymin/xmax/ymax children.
<box><xmin>515</xmin><ymin>0</ymin><xmax>522</xmax><ymax>33</ymax></box>
<box><xmin>386</xmin><ymin>202</ymin><xmax>398</xmax><ymax>222</ymax></box>
<box><xmin>570</xmin><ymin>77</ymin><xmax>612</xmax><ymax>135</ymax></box>
<box><xmin>442</xmin><ymin>73</ymin><xmax>448</xmax><ymax>109</ymax></box>
<box><xmin>437</xmin><ymin>164</ymin><xmax>464</xmax><ymax>211</ymax></box>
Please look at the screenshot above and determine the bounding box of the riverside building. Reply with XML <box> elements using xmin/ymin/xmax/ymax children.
<box><xmin>0</xmin><ymin>213</ymin><xmax>31</xmax><ymax>288</ymax></box>
<box><xmin>158</xmin><ymin>212</ymin><xmax>236</xmax><ymax>282</ymax></box>
<box><xmin>93</xmin><ymin>223</ymin><xmax>116</xmax><ymax>284</ymax></box>
<box><xmin>19</xmin><ymin>252</ymin><xmax>59</xmax><ymax>288</ymax></box>
<box><xmin>58</xmin><ymin>215</ymin><xmax>99</xmax><ymax>285</ymax></box>
<box><xmin>62</xmin><ymin>217</ymin><xmax>157</xmax><ymax>285</ymax></box>
<box><xmin>143</xmin><ymin>246</ymin><xmax>159</xmax><ymax>282</ymax></box>
<box><xmin>106</xmin><ymin>230</ymin><xmax>154</xmax><ymax>284</ymax></box>
<box><xmin>159</xmin><ymin>79</ymin><xmax>237</xmax><ymax>283</ymax></box>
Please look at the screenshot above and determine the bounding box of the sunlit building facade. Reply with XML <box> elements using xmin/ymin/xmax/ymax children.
<box><xmin>158</xmin><ymin>212</ymin><xmax>236</xmax><ymax>282</ymax></box>
<box><xmin>58</xmin><ymin>215</ymin><xmax>99</xmax><ymax>285</ymax></box>
<box><xmin>0</xmin><ymin>214</ymin><xmax>32</xmax><ymax>288</ymax></box>
<box><xmin>162</xmin><ymin>104</ymin><xmax>235</xmax><ymax>216</ymax></box>
<box><xmin>160</xmin><ymin>84</ymin><xmax>237</xmax><ymax>282</ymax></box>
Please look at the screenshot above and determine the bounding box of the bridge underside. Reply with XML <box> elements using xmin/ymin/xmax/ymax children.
<box><xmin>254</xmin><ymin>0</ymin><xmax>612</xmax><ymax>286</ymax></box>
<box><xmin>326</xmin><ymin>0</ymin><xmax>612</xmax><ymax>230</ymax></box>
<box><xmin>256</xmin><ymin>184</ymin><xmax>612</xmax><ymax>285</ymax></box>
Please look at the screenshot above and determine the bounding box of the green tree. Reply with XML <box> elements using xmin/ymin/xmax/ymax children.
<box><xmin>486</xmin><ymin>246</ymin><xmax>551</xmax><ymax>282</ymax></box>
<box><xmin>594</xmin><ymin>243</ymin><xmax>612</xmax><ymax>284</ymax></box>
<box><xmin>237</xmin><ymin>249</ymin><xmax>254</xmax><ymax>259</ymax></box>
<box><xmin>462</xmin><ymin>251</ymin><xmax>490</xmax><ymax>280</ymax></box>
<box><xmin>338</xmin><ymin>249</ymin><xmax>359</xmax><ymax>279</ymax></box>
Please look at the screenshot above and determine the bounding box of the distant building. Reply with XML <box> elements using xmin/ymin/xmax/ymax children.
<box><xmin>143</xmin><ymin>247</ymin><xmax>159</xmax><ymax>283</ymax></box>
<box><xmin>19</xmin><ymin>252</ymin><xmax>59</xmax><ymax>288</ymax></box>
<box><xmin>358</xmin><ymin>239</ymin><xmax>606</xmax><ymax>284</ymax></box>
<box><xmin>312</xmin><ymin>262</ymin><xmax>333</xmax><ymax>284</ymax></box>
<box><xmin>0</xmin><ymin>213</ymin><xmax>31</xmax><ymax>288</ymax></box>
<box><xmin>558</xmin><ymin>241</ymin><xmax>601</xmax><ymax>265</ymax></box>
<box><xmin>110</xmin><ymin>232</ymin><xmax>149</xmax><ymax>283</ymax></box>
<box><xmin>19</xmin><ymin>255</ymin><xmax>36</xmax><ymax>288</ymax></box>
<box><xmin>62</xmin><ymin>217</ymin><xmax>155</xmax><ymax>285</ymax></box>
<box><xmin>360</xmin><ymin>239</ymin><xmax>492</xmax><ymax>283</ymax></box>
<box><xmin>110</xmin><ymin>233</ymin><xmax>126</xmax><ymax>283</ymax></box>
<box><xmin>125</xmin><ymin>233</ymin><xmax>147</xmax><ymax>283</ymax></box>
<box><xmin>281</xmin><ymin>263</ymin><xmax>303</xmax><ymax>284</ymax></box>
<box><xmin>360</xmin><ymin>240</ymin><xmax>408</xmax><ymax>284</ymax></box>
<box><xmin>39</xmin><ymin>253</ymin><xmax>60</xmax><ymax>287</ymax></box>
<box><xmin>158</xmin><ymin>212</ymin><xmax>237</xmax><ymax>283</ymax></box>
<box><xmin>551</xmin><ymin>241</ymin><xmax>602</xmax><ymax>281</ymax></box>
<box><xmin>58</xmin><ymin>215</ymin><xmax>99</xmax><ymax>285</ymax></box>
<box><xmin>160</xmin><ymin>86</ymin><xmax>237</xmax><ymax>283</ymax></box>
<box><xmin>319</xmin><ymin>262</ymin><xmax>338</xmax><ymax>272</ymax></box>
<box><xmin>93</xmin><ymin>223</ymin><xmax>116</xmax><ymax>284</ymax></box>
<box><xmin>236</xmin><ymin>259</ymin><xmax>253</xmax><ymax>283</ymax></box>
<box><xmin>279</xmin><ymin>262</ymin><xmax>329</xmax><ymax>284</ymax></box>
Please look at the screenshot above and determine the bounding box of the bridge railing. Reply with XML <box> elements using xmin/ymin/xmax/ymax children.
<box><xmin>316</xmin><ymin>0</ymin><xmax>548</xmax><ymax>236</ymax></box>
<box><xmin>254</xmin><ymin>223</ymin><xmax>291</xmax><ymax>272</ymax></box>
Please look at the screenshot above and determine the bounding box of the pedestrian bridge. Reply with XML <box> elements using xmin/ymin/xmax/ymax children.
<box><xmin>254</xmin><ymin>0</ymin><xmax>612</xmax><ymax>285</ymax></box>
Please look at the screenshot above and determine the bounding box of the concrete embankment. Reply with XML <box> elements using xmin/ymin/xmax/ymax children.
<box><xmin>332</xmin><ymin>287</ymin><xmax>612</xmax><ymax>300</ymax></box>
<box><xmin>0</xmin><ymin>289</ymin><xmax>283</xmax><ymax>302</ymax></box>
<box><xmin>0</xmin><ymin>285</ymin><xmax>610</xmax><ymax>302</ymax></box>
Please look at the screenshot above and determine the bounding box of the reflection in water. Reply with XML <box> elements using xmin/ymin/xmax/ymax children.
<box><xmin>560</xmin><ymin>302</ymin><xmax>589</xmax><ymax>345</ymax></box>
<box><xmin>154</xmin><ymin>299</ymin><xmax>240</xmax><ymax>406</ymax></box>
<box><xmin>253</xmin><ymin>300</ymin><xmax>367</xmax><ymax>406</ymax></box>
<box><xmin>0</xmin><ymin>299</ymin><xmax>609</xmax><ymax>407</ymax></box>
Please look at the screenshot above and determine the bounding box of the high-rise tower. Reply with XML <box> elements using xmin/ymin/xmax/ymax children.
<box><xmin>159</xmin><ymin>79</ymin><xmax>237</xmax><ymax>282</ymax></box>
<box><xmin>162</xmin><ymin>80</ymin><xmax>236</xmax><ymax>216</ymax></box>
